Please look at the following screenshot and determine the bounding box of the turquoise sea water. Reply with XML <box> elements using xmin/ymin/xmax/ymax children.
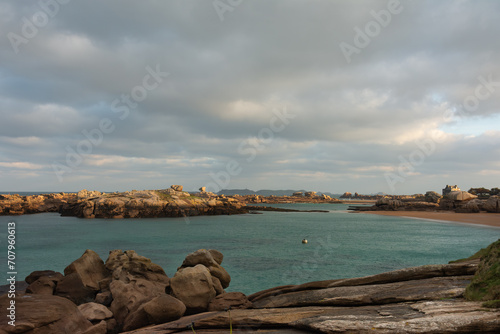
<box><xmin>1</xmin><ymin>203</ymin><xmax>499</xmax><ymax>295</ymax></box>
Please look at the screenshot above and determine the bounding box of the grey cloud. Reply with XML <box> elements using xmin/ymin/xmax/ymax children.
<box><xmin>1</xmin><ymin>0</ymin><xmax>499</xmax><ymax>193</ymax></box>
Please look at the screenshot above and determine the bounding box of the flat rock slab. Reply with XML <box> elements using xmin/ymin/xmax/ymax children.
<box><xmin>253</xmin><ymin>276</ymin><xmax>472</xmax><ymax>308</ymax></box>
<box><xmin>123</xmin><ymin>300</ymin><xmax>499</xmax><ymax>333</ymax></box>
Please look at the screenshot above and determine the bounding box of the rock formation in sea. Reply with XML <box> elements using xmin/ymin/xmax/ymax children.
<box><xmin>350</xmin><ymin>190</ymin><xmax>500</xmax><ymax>214</ymax></box>
<box><xmin>1</xmin><ymin>240</ymin><xmax>500</xmax><ymax>333</ymax></box>
<box><xmin>0</xmin><ymin>185</ymin><xmax>343</xmax><ymax>218</ymax></box>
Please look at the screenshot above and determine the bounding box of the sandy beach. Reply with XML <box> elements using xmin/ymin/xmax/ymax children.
<box><xmin>361</xmin><ymin>211</ymin><xmax>500</xmax><ymax>228</ymax></box>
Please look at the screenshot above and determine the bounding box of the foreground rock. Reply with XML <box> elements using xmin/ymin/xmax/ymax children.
<box><xmin>0</xmin><ymin>249</ymin><xmax>242</xmax><ymax>333</ymax></box>
<box><xmin>124</xmin><ymin>301</ymin><xmax>500</xmax><ymax>334</ymax></box>
<box><xmin>0</xmin><ymin>294</ymin><xmax>100</xmax><ymax>334</ymax></box>
<box><xmin>124</xmin><ymin>257</ymin><xmax>500</xmax><ymax>334</ymax></box>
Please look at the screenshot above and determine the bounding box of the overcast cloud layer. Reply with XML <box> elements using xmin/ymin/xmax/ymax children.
<box><xmin>1</xmin><ymin>0</ymin><xmax>499</xmax><ymax>194</ymax></box>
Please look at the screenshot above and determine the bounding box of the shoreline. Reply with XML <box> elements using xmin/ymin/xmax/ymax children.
<box><xmin>361</xmin><ymin>210</ymin><xmax>500</xmax><ymax>228</ymax></box>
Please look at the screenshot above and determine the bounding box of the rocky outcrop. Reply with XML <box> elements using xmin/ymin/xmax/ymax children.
<box><xmin>425</xmin><ymin>190</ymin><xmax>442</xmax><ymax>203</ymax></box>
<box><xmin>350</xmin><ymin>191</ymin><xmax>500</xmax><ymax>215</ymax></box>
<box><xmin>0</xmin><ymin>188</ymin><xmax>346</xmax><ymax>218</ymax></box>
<box><xmin>363</xmin><ymin>198</ymin><xmax>440</xmax><ymax>211</ymax></box>
<box><xmin>60</xmin><ymin>190</ymin><xmax>248</xmax><ymax>219</ymax></box>
<box><xmin>446</xmin><ymin>191</ymin><xmax>477</xmax><ymax>201</ymax></box>
<box><xmin>0</xmin><ymin>193</ymin><xmax>75</xmax><ymax>215</ymax></box>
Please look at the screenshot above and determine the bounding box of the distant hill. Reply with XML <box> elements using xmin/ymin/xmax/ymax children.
<box><xmin>217</xmin><ymin>189</ymin><xmax>342</xmax><ymax>198</ymax></box>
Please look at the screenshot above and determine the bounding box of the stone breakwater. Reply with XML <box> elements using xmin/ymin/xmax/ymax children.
<box><xmin>1</xmin><ymin>244</ymin><xmax>499</xmax><ymax>334</ymax></box>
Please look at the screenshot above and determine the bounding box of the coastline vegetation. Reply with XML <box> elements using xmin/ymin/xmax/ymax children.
<box><xmin>462</xmin><ymin>239</ymin><xmax>500</xmax><ymax>307</ymax></box>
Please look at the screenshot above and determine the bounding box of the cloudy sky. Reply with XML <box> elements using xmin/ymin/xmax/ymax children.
<box><xmin>1</xmin><ymin>0</ymin><xmax>499</xmax><ymax>194</ymax></box>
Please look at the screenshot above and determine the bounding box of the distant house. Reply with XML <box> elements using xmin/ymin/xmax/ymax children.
<box><xmin>442</xmin><ymin>185</ymin><xmax>460</xmax><ymax>196</ymax></box>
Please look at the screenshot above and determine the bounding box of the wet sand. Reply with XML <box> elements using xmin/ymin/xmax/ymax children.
<box><xmin>361</xmin><ymin>211</ymin><xmax>500</xmax><ymax>228</ymax></box>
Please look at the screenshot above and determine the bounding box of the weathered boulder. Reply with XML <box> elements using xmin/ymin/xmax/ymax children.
<box><xmin>425</xmin><ymin>191</ymin><xmax>441</xmax><ymax>203</ymax></box>
<box><xmin>171</xmin><ymin>185</ymin><xmax>183</xmax><ymax>191</ymax></box>
<box><xmin>446</xmin><ymin>191</ymin><xmax>477</xmax><ymax>201</ymax></box>
<box><xmin>94</xmin><ymin>291</ymin><xmax>113</xmax><ymax>306</ymax></box>
<box><xmin>179</xmin><ymin>249</ymin><xmax>231</xmax><ymax>289</ymax></box>
<box><xmin>55</xmin><ymin>272</ymin><xmax>97</xmax><ymax>305</ymax></box>
<box><xmin>26</xmin><ymin>276</ymin><xmax>59</xmax><ymax>295</ymax></box>
<box><xmin>209</xmin><ymin>249</ymin><xmax>224</xmax><ymax>265</ymax></box>
<box><xmin>25</xmin><ymin>270</ymin><xmax>63</xmax><ymax>284</ymax></box>
<box><xmin>439</xmin><ymin>198</ymin><xmax>455</xmax><ymax>210</ymax></box>
<box><xmin>64</xmin><ymin>250</ymin><xmax>110</xmax><ymax>291</ymax></box>
<box><xmin>127</xmin><ymin>294</ymin><xmax>186</xmax><ymax>329</ymax></box>
<box><xmin>455</xmin><ymin>199</ymin><xmax>482</xmax><ymax>213</ymax></box>
<box><xmin>105</xmin><ymin>250</ymin><xmax>170</xmax><ymax>284</ymax></box>
<box><xmin>483</xmin><ymin>196</ymin><xmax>500</xmax><ymax>213</ymax></box>
<box><xmin>0</xmin><ymin>294</ymin><xmax>94</xmax><ymax>333</ymax></box>
<box><xmin>83</xmin><ymin>320</ymin><xmax>107</xmax><ymax>334</ymax></box>
<box><xmin>375</xmin><ymin>198</ymin><xmax>403</xmax><ymax>209</ymax></box>
<box><xmin>208</xmin><ymin>292</ymin><xmax>253</xmax><ymax>311</ymax></box>
<box><xmin>208</xmin><ymin>265</ymin><xmax>231</xmax><ymax>289</ymax></box>
<box><xmin>211</xmin><ymin>277</ymin><xmax>224</xmax><ymax>295</ymax></box>
<box><xmin>170</xmin><ymin>264</ymin><xmax>216</xmax><ymax>312</ymax></box>
<box><xmin>181</xmin><ymin>249</ymin><xmax>219</xmax><ymax>268</ymax></box>
<box><xmin>78</xmin><ymin>302</ymin><xmax>113</xmax><ymax>322</ymax></box>
<box><xmin>109</xmin><ymin>278</ymin><xmax>167</xmax><ymax>329</ymax></box>
<box><xmin>78</xmin><ymin>189</ymin><xmax>103</xmax><ymax>199</ymax></box>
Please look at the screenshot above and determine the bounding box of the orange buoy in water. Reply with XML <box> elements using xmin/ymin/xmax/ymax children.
<box><xmin>302</xmin><ymin>239</ymin><xmax>308</xmax><ymax>244</ymax></box>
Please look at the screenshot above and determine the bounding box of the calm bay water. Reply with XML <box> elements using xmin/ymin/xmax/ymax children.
<box><xmin>1</xmin><ymin>203</ymin><xmax>499</xmax><ymax>295</ymax></box>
